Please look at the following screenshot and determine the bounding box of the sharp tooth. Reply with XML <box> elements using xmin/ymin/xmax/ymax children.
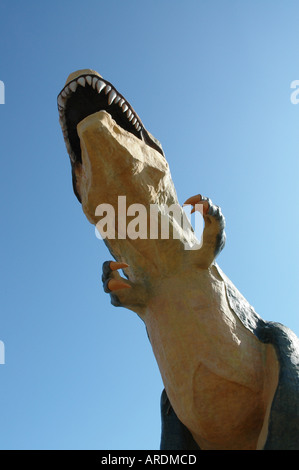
<box><xmin>108</xmin><ymin>89</ymin><xmax>117</xmax><ymax>105</ymax></box>
<box><xmin>134</xmin><ymin>121</ymin><xmax>139</xmax><ymax>129</ymax></box>
<box><xmin>105</xmin><ymin>85</ymin><xmax>112</xmax><ymax>95</ymax></box>
<box><xmin>132</xmin><ymin>117</ymin><xmax>137</xmax><ymax>125</ymax></box>
<box><xmin>114</xmin><ymin>95</ymin><xmax>121</xmax><ymax>104</ymax></box>
<box><xmin>61</xmin><ymin>88</ymin><xmax>68</xmax><ymax>98</ymax></box>
<box><xmin>122</xmin><ymin>103</ymin><xmax>128</xmax><ymax>113</ymax></box>
<box><xmin>57</xmin><ymin>95</ymin><xmax>65</xmax><ymax>107</ymax></box>
<box><xmin>126</xmin><ymin>109</ymin><xmax>132</xmax><ymax>119</ymax></box>
<box><xmin>92</xmin><ymin>77</ymin><xmax>98</xmax><ymax>89</ymax></box>
<box><xmin>69</xmin><ymin>81</ymin><xmax>78</xmax><ymax>92</ymax></box>
<box><xmin>97</xmin><ymin>80</ymin><xmax>106</xmax><ymax>93</ymax></box>
<box><xmin>77</xmin><ymin>77</ymin><xmax>86</xmax><ymax>87</ymax></box>
<box><xmin>128</xmin><ymin>113</ymin><xmax>134</xmax><ymax>122</ymax></box>
<box><xmin>86</xmin><ymin>75</ymin><xmax>92</xmax><ymax>86</ymax></box>
<box><xmin>118</xmin><ymin>98</ymin><xmax>125</xmax><ymax>107</ymax></box>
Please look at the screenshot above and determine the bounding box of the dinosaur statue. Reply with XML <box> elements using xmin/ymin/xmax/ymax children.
<box><xmin>57</xmin><ymin>69</ymin><xmax>299</xmax><ymax>450</ymax></box>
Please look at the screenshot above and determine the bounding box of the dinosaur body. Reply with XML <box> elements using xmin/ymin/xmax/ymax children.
<box><xmin>142</xmin><ymin>266</ymin><xmax>274</xmax><ymax>450</ymax></box>
<box><xmin>58</xmin><ymin>69</ymin><xmax>299</xmax><ymax>450</ymax></box>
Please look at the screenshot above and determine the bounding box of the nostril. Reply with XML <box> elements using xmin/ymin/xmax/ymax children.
<box><xmin>113</xmin><ymin>125</ymin><xmax>121</xmax><ymax>134</ymax></box>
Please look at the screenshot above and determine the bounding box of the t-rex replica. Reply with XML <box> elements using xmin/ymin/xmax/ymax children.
<box><xmin>57</xmin><ymin>69</ymin><xmax>299</xmax><ymax>450</ymax></box>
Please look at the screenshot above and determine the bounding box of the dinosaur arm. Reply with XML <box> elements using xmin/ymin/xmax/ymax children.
<box><xmin>184</xmin><ymin>195</ymin><xmax>226</xmax><ymax>268</ymax></box>
<box><xmin>101</xmin><ymin>260</ymin><xmax>148</xmax><ymax>317</ymax></box>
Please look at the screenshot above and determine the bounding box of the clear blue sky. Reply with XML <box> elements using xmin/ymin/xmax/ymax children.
<box><xmin>0</xmin><ymin>0</ymin><xmax>298</xmax><ymax>450</ymax></box>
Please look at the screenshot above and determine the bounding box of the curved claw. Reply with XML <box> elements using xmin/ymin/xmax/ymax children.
<box><xmin>107</xmin><ymin>279</ymin><xmax>131</xmax><ymax>292</ymax></box>
<box><xmin>183</xmin><ymin>194</ymin><xmax>203</xmax><ymax>206</ymax></box>
<box><xmin>183</xmin><ymin>194</ymin><xmax>210</xmax><ymax>215</ymax></box>
<box><xmin>109</xmin><ymin>261</ymin><xmax>129</xmax><ymax>271</ymax></box>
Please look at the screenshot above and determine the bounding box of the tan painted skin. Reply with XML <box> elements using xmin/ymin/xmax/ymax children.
<box><xmin>58</xmin><ymin>70</ymin><xmax>279</xmax><ymax>450</ymax></box>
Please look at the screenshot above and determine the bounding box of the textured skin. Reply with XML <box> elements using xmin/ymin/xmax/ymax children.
<box><xmin>160</xmin><ymin>278</ymin><xmax>299</xmax><ymax>450</ymax></box>
<box><xmin>104</xmin><ymin>220</ymin><xmax>299</xmax><ymax>450</ymax></box>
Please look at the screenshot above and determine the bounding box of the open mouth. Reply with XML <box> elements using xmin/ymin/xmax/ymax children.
<box><xmin>57</xmin><ymin>73</ymin><xmax>164</xmax><ymax>164</ymax></box>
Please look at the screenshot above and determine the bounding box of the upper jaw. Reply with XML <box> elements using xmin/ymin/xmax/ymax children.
<box><xmin>57</xmin><ymin>69</ymin><xmax>164</xmax><ymax>167</ymax></box>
